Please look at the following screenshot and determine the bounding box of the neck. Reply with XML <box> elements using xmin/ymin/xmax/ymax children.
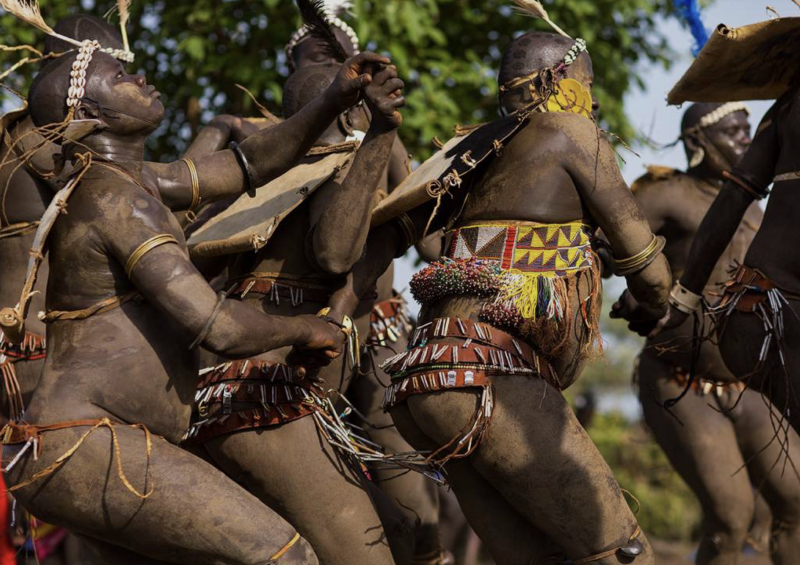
<box><xmin>688</xmin><ymin>166</ymin><xmax>723</xmax><ymax>189</ymax></box>
<box><xmin>78</xmin><ymin>130</ymin><xmax>147</xmax><ymax>181</ymax></box>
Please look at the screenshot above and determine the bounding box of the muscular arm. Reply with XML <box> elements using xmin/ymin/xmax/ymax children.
<box><xmin>680</xmin><ymin>105</ymin><xmax>780</xmax><ymax>295</ymax></box>
<box><xmin>562</xmin><ymin>116</ymin><xmax>671</xmax><ymax>313</ymax></box>
<box><xmin>182</xmin><ymin>115</ymin><xmax>259</xmax><ymax>160</ymax></box>
<box><xmin>308</xmin><ymin>128</ymin><xmax>397</xmax><ymax>275</ymax></box>
<box><xmin>98</xmin><ymin>189</ymin><xmax>337</xmax><ymax>358</ymax></box>
<box><xmin>387</xmin><ymin>135</ymin><xmax>412</xmax><ymax>190</ymax></box>
<box><xmin>150</xmin><ymin>53</ymin><xmax>390</xmax><ymax>211</ymax></box>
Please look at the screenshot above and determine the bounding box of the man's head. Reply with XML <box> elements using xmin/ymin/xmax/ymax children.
<box><xmin>45</xmin><ymin>14</ymin><xmax>124</xmax><ymax>56</ymax></box>
<box><xmin>282</xmin><ymin>63</ymin><xmax>369</xmax><ymax>139</ymax></box>
<box><xmin>498</xmin><ymin>31</ymin><xmax>597</xmax><ymax>115</ymax></box>
<box><xmin>681</xmin><ymin>103</ymin><xmax>751</xmax><ymax>178</ymax></box>
<box><xmin>289</xmin><ymin>27</ymin><xmax>356</xmax><ymax>72</ymax></box>
<box><xmin>29</xmin><ymin>50</ymin><xmax>164</xmax><ymax>137</ymax></box>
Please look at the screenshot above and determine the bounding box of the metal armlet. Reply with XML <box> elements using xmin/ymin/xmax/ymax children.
<box><xmin>229</xmin><ymin>141</ymin><xmax>257</xmax><ymax>196</ymax></box>
<box><xmin>613</xmin><ymin>235</ymin><xmax>666</xmax><ymax>276</ymax></box>
<box><xmin>392</xmin><ymin>212</ymin><xmax>418</xmax><ymax>258</ymax></box>
<box><xmin>180</xmin><ymin>158</ymin><xmax>201</xmax><ymax>212</ymax></box>
<box><xmin>125</xmin><ymin>234</ymin><xmax>180</xmax><ymax>279</ymax></box>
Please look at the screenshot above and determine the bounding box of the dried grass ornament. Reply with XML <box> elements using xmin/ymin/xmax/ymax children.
<box><xmin>510</xmin><ymin>0</ymin><xmax>571</xmax><ymax>38</ymax></box>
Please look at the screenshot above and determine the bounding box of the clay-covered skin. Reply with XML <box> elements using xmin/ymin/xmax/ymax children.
<box><xmin>332</xmin><ymin>52</ymin><xmax>669</xmax><ymax>564</ymax></box>
<box><xmin>203</xmin><ymin>66</ymin><xmax>411</xmax><ymax>565</ymax></box>
<box><xmin>632</xmin><ymin>111</ymin><xmax>800</xmax><ymax>564</ymax></box>
<box><xmin>662</xmin><ymin>90</ymin><xmax>800</xmax><ymax>433</ymax></box>
<box><xmin>1</xmin><ymin>49</ymin><xmax>404</xmax><ymax>564</ymax></box>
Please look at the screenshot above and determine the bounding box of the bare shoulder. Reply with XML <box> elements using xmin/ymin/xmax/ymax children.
<box><xmin>76</xmin><ymin>172</ymin><xmax>180</xmax><ymax>240</ymax></box>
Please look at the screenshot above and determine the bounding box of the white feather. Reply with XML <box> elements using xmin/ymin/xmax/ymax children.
<box><xmin>116</xmin><ymin>0</ymin><xmax>132</xmax><ymax>52</ymax></box>
<box><xmin>323</xmin><ymin>0</ymin><xmax>354</xmax><ymax>18</ymax></box>
<box><xmin>511</xmin><ymin>0</ymin><xmax>571</xmax><ymax>38</ymax></box>
<box><xmin>0</xmin><ymin>0</ymin><xmax>83</xmax><ymax>47</ymax></box>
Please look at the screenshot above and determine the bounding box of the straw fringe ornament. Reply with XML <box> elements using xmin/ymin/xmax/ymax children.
<box><xmin>0</xmin><ymin>0</ymin><xmax>83</xmax><ymax>48</ymax></box>
<box><xmin>511</xmin><ymin>0</ymin><xmax>571</xmax><ymax>38</ymax></box>
<box><xmin>116</xmin><ymin>0</ymin><xmax>132</xmax><ymax>52</ymax></box>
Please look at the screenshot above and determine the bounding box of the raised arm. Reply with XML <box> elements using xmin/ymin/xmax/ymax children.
<box><xmin>152</xmin><ymin>52</ymin><xmax>391</xmax><ymax>211</ymax></box>
<box><xmin>679</xmin><ymin>104</ymin><xmax>778</xmax><ymax>294</ymax></box>
<box><xmin>99</xmin><ymin>187</ymin><xmax>341</xmax><ymax>359</ymax></box>
<box><xmin>650</xmin><ymin>103</ymin><xmax>780</xmax><ymax>335</ymax></box>
<box><xmin>308</xmin><ymin>66</ymin><xmax>406</xmax><ymax>275</ymax></box>
<box><xmin>562</xmin><ymin>116</ymin><xmax>671</xmax><ymax>315</ymax></box>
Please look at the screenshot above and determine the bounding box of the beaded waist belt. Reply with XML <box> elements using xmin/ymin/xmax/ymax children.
<box><xmin>185</xmin><ymin>359</ymin><xmax>320</xmax><ymax>444</ymax></box>
<box><xmin>411</xmin><ymin>222</ymin><xmax>599</xmax><ymax>350</ymax></box>
<box><xmin>381</xmin><ymin>316</ymin><xmax>558</xmax><ymax>408</ymax></box>
<box><xmin>668</xmin><ymin>365</ymin><xmax>746</xmax><ymax>397</ymax></box>
<box><xmin>368</xmin><ymin>293</ymin><xmax>413</xmax><ymax>347</ymax></box>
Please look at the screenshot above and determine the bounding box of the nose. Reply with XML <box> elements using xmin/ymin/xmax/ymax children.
<box><xmin>133</xmin><ymin>74</ymin><xmax>146</xmax><ymax>88</ymax></box>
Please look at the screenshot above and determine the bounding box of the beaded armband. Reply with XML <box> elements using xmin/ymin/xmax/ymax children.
<box><xmin>125</xmin><ymin>234</ymin><xmax>180</xmax><ymax>278</ymax></box>
<box><xmin>229</xmin><ymin>141</ymin><xmax>256</xmax><ymax>195</ymax></box>
<box><xmin>668</xmin><ymin>281</ymin><xmax>703</xmax><ymax>314</ymax></box>
<box><xmin>613</xmin><ymin>235</ymin><xmax>665</xmax><ymax>276</ymax></box>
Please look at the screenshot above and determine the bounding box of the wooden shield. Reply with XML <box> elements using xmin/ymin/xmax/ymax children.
<box><xmin>188</xmin><ymin>145</ymin><xmax>356</xmax><ymax>258</ymax></box>
<box><xmin>371</xmin><ymin>115</ymin><xmax>528</xmax><ymax>227</ymax></box>
<box><xmin>668</xmin><ymin>18</ymin><xmax>800</xmax><ymax>104</ymax></box>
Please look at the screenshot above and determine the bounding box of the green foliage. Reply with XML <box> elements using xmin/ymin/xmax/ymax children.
<box><xmin>2</xmin><ymin>0</ymin><xmax>681</xmax><ymax>162</ymax></box>
<box><xmin>588</xmin><ymin>412</ymin><xmax>702</xmax><ymax>541</ymax></box>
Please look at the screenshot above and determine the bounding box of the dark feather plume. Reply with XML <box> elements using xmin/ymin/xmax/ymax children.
<box><xmin>296</xmin><ymin>0</ymin><xmax>349</xmax><ymax>63</ymax></box>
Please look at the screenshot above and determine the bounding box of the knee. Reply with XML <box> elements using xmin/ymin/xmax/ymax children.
<box><xmin>704</xmin><ymin>503</ymin><xmax>754</xmax><ymax>552</ymax></box>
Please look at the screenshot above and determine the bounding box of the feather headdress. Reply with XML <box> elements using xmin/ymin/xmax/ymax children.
<box><xmin>296</xmin><ymin>0</ymin><xmax>350</xmax><ymax>63</ymax></box>
<box><xmin>117</xmin><ymin>0</ymin><xmax>132</xmax><ymax>53</ymax></box>
<box><xmin>0</xmin><ymin>0</ymin><xmax>85</xmax><ymax>49</ymax></box>
<box><xmin>511</xmin><ymin>0</ymin><xmax>571</xmax><ymax>38</ymax></box>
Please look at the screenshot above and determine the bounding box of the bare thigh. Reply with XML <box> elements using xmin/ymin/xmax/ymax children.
<box><xmin>353</xmin><ymin>341</ymin><xmax>441</xmax><ymax>557</ymax></box>
<box><xmin>4</xmin><ymin>425</ymin><xmax>310</xmax><ymax>565</ymax></box>
<box><xmin>731</xmin><ymin>388</ymin><xmax>800</xmax><ymax>527</ymax></box>
<box><xmin>398</xmin><ymin>377</ymin><xmax>651</xmax><ymax>563</ymax></box>
<box><xmin>205</xmin><ymin>415</ymin><xmax>396</xmax><ymax>565</ymax></box>
<box><xmin>391</xmin><ymin>402</ymin><xmax>562</xmax><ymax>565</ymax></box>
<box><xmin>637</xmin><ymin>354</ymin><xmax>755</xmax><ymax>528</ymax></box>
<box><xmin>719</xmin><ymin>304</ymin><xmax>800</xmax><ymax>433</ymax></box>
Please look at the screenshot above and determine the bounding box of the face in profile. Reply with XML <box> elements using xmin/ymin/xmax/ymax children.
<box><xmin>703</xmin><ymin>111</ymin><xmax>751</xmax><ymax>170</ymax></box>
<box><xmin>291</xmin><ymin>27</ymin><xmax>355</xmax><ymax>70</ymax></box>
<box><xmin>79</xmin><ymin>52</ymin><xmax>165</xmax><ymax>135</ymax></box>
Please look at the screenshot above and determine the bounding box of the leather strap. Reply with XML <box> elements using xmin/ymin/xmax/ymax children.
<box><xmin>407</xmin><ymin>317</ymin><xmax>553</xmax><ymax>379</ymax></box>
<box><xmin>184</xmin><ymin>402</ymin><xmax>315</xmax><ymax>445</ymax></box>
<box><xmin>2</xmin><ymin>418</ymin><xmax>111</xmax><ymax>446</ymax></box>
<box><xmin>228</xmin><ymin>276</ymin><xmax>332</xmax><ymax>305</ymax></box>
<box><xmin>43</xmin><ymin>291</ymin><xmax>141</xmax><ymax>323</ymax></box>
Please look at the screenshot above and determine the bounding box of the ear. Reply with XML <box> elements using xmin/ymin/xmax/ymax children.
<box><xmin>74</xmin><ymin>100</ymin><xmax>102</xmax><ymax>121</ymax></box>
<box><xmin>683</xmin><ymin>131</ymin><xmax>702</xmax><ymax>155</ymax></box>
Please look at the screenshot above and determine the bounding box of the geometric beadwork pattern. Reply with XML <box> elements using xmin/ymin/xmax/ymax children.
<box><xmin>448</xmin><ymin>222</ymin><xmax>594</xmax><ymax>275</ymax></box>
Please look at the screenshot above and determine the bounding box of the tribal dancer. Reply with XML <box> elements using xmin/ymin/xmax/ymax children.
<box><xmin>0</xmin><ymin>14</ymin><xmax>259</xmax><ymax>423</ymax></box>
<box><xmin>286</xmin><ymin>5</ymin><xmax>444</xmax><ymax>564</ymax></box>
<box><xmin>0</xmin><ymin>3</ymin><xmax>390</xmax><ymax>562</ymax></box>
<box><xmin>651</xmin><ymin>27</ymin><xmax>800</xmax><ymax>446</ymax></box>
<box><xmin>621</xmin><ymin>103</ymin><xmax>800</xmax><ymax>565</ymax></box>
<box><xmin>326</xmin><ymin>9</ymin><xmax>671</xmax><ymax>565</ymax></box>
<box><xmin>186</xmin><ymin>54</ymin><xmax>414</xmax><ymax>564</ymax></box>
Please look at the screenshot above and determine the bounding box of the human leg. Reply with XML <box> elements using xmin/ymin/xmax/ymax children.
<box><xmin>732</xmin><ymin>388</ymin><xmax>800</xmax><ymax>565</ymax></box>
<box><xmin>637</xmin><ymin>353</ymin><xmax>755</xmax><ymax>565</ymax></box>
<box><xmin>205</xmin><ymin>415</ymin><xmax>398</xmax><ymax>565</ymax></box>
<box><xmin>4</xmin><ymin>424</ymin><xmax>315</xmax><ymax>565</ymax></box>
<box><xmin>353</xmin><ymin>340</ymin><xmax>442</xmax><ymax>564</ymax></box>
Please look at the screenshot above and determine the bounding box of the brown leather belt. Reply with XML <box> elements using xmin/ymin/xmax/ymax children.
<box><xmin>719</xmin><ymin>264</ymin><xmax>800</xmax><ymax>313</ymax></box>
<box><xmin>227</xmin><ymin>277</ymin><xmax>332</xmax><ymax>305</ymax></box>
<box><xmin>185</xmin><ymin>403</ymin><xmax>316</xmax><ymax>444</ymax></box>
<box><xmin>0</xmin><ymin>331</ymin><xmax>46</xmax><ymax>361</ymax></box>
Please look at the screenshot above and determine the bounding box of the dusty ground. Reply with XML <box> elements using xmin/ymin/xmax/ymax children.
<box><xmin>651</xmin><ymin>539</ymin><xmax>770</xmax><ymax>565</ymax></box>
